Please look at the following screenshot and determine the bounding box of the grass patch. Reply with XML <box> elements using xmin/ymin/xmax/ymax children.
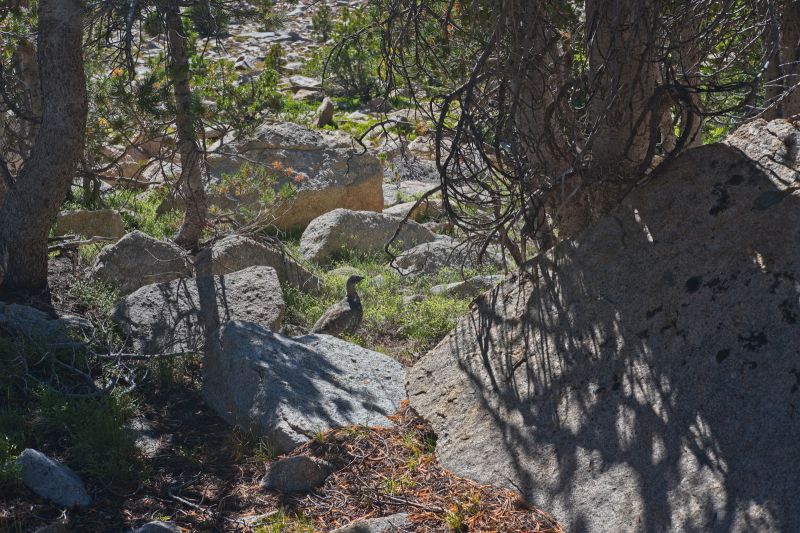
<box><xmin>283</xmin><ymin>251</ymin><xmax>491</xmax><ymax>354</ymax></box>
<box><xmin>254</xmin><ymin>510</ymin><xmax>316</xmax><ymax>533</ymax></box>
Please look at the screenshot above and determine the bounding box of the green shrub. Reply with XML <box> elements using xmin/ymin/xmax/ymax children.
<box><xmin>35</xmin><ymin>389</ymin><xmax>140</xmax><ymax>484</ymax></box>
<box><xmin>188</xmin><ymin>1</ymin><xmax>230</xmax><ymax>37</ymax></box>
<box><xmin>257</xmin><ymin>0</ymin><xmax>288</xmax><ymax>32</ymax></box>
<box><xmin>142</xmin><ymin>10</ymin><xmax>164</xmax><ymax>36</ymax></box>
<box><xmin>0</xmin><ymin>428</ymin><xmax>23</xmax><ymax>496</ymax></box>
<box><xmin>264</xmin><ymin>43</ymin><xmax>286</xmax><ymax>72</ymax></box>
<box><xmin>311</xmin><ymin>4</ymin><xmax>333</xmax><ymax>42</ymax></box>
<box><xmin>309</xmin><ymin>6</ymin><xmax>382</xmax><ymax>101</ymax></box>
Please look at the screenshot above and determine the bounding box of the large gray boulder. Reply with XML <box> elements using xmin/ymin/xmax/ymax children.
<box><xmin>112</xmin><ymin>266</ymin><xmax>284</xmax><ymax>355</ymax></box>
<box><xmin>194</xmin><ymin>234</ymin><xmax>321</xmax><ymax>292</ymax></box>
<box><xmin>17</xmin><ymin>449</ymin><xmax>91</xmax><ymax>508</ymax></box>
<box><xmin>54</xmin><ymin>209</ymin><xmax>125</xmax><ymax>239</ymax></box>
<box><xmin>300</xmin><ymin>208</ymin><xmax>436</xmax><ymax>263</ymax></box>
<box><xmin>206</xmin><ymin>122</ymin><xmax>384</xmax><ymax>231</ymax></box>
<box><xmin>203</xmin><ymin>321</ymin><xmax>406</xmax><ymax>452</ymax></box>
<box><xmin>408</xmin><ymin>120</ymin><xmax>800</xmax><ymax>532</ymax></box>
<box><xmin>394</xmin><ymin>237</ymin><xmax>502</xmax><ymax>276</ymax></box>
<box><xmin>89</xmin><ymin>231</ymin><xmax>190</xmax><ymax>295</ymax></box>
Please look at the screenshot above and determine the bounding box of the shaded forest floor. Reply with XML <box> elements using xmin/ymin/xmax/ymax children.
<box><xmin>1</xmin><ymin>258</ymin><xmax>561</xmax><ymax>533</ymax></box>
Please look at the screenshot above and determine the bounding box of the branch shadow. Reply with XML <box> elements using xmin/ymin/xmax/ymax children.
<box><xmin>426</xmin><ymin>144</ymin><xmax>800</xmax><ymax>532</ymax></box>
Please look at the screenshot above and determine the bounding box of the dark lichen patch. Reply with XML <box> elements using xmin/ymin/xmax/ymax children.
<box><xmin>645</xmin><ymin>305</ymin><xmax>663</xmax><ymax>319</ymax></box>
<box><xmin>741</xmin><ymin>360</ymin><xmax>758</xmax><ymax>370</ymax></box>
<box><xmin>704</xmin><ymin>276</ymin><xmax>731</xmax><ymax>295</ymax></box>
<box><xmin>780</xmin><ymin>299</ymin><xmax>798</xmax><ymax>324</ymax></box>
<box><xmin>685</xmin><ymin>276</ymin><xmax>703</xmax><ymax>293</ymax></box>
<box><xmin>769</xmin><ymin>272</ymin><xmax>797</xmax><ymax>294</ymax></box>
<box><xmin>738</xmin><ymin>331</ymin><xmax>768</xmax><ymax>351</ymax></box>
<box><xmin>709</xmin><ymin>184</ymin><xmax>732</xmax><ymax>216</ymax></box>
<box><xmin>727</xmin><ymin>174</ymin><xmax>745</xmax><ymax>186</ymax></box>
<box><xmin>753</xmin><ymin>190</ymin><xmax>788</xmax><ymax>210</ymax></box>
<box><xmin>790</xmin><ymin>369</ymin><xmax>800</xmax><ymax>393</ymax></box>
<box><xmin>635</xmin><ymin>329</ymin><xmax>650</xmax><ymax>339</ymax></box>
<box><xmin>715</xmin><ymin>349</ymin><xmax>731</xmax><ymax>363</ymax></box>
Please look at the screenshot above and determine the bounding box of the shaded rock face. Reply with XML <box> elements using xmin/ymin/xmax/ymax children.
<box><xmin>408</xmin><ymin>121</ymin><xmax>800</xmax><ymax>533</ymax></box>
<box><xmin>112</xmin><ymin>266</ymin><xmax>284</xmax><ymax>355</ymax></box>
<box><xmin>300</xmin><ymin>208</ymin><xmax>436</xmax><ymax>263</ymax></box>
<box><xmin>203</xmin><ymin>322</ymin><xmax>406</xmax><ymax>453</ymax></box>
<box><xmin>55</xmin><ymin>209</ymin><xmax>125</xmax><ymax>239</ymax></box>
<box><xmin>0</xmin><ymin>302</ymin><xmax>86</xmax><ymax>349</ymax></box>
<box><xmin>17</xmin><ymin>449</ymin><xmax>90</xmax><ymax>508</ymax></box>
<box><xmin>89</xmin><ymin>231</ymin><xmax>191</xmax><ymax>295</ymax></box>
<box><xmin>206</xmin><ymin>122</ymin><xmax>384</xmax><ymax>231</ymax></box>
<box><xmin>195</xmin><ymin>234</ymin><xmax>321</xmax><ymax>292</ymax></box>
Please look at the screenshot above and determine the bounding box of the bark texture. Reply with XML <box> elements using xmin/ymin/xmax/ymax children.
<box><xmin>162</xmin><ymin>1</ymin><xmax>208</xmax><ymax>250</ymax></box>
<box><xmin>767</xmin><ymin>1</ymin><xmax>800</xmax><ymax>118</ymax></box>
<box><xmin>0</xmin><ymin>0</ymin><xmax>87</xmax><ymax>295</ymax></box>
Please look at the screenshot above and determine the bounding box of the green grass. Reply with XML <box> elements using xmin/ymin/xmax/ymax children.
<box><xmin>34</xmin><ymin>388</ymin><xmax>140</xmax><ymax>484</ymax></box>
<box><xmin>283</xmin><ymin>251</ymin><xmax>491</xmax><ymax>351</ymax></box>
<box><xmin>254</xmin><ymin>510</ymin><xmax>316</xmax><ymax>533</ymax></box>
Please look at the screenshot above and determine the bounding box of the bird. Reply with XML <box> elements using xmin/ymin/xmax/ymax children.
<box><xmin>310</xmin><ymin>275</ymin><xmax>365</xmax><ymax>337</ymax></box>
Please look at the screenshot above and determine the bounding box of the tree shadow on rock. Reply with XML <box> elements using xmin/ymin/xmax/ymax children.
<box><xmin>412</xmin><ymin>143</ymin><xmax>800</xmax><ymax>532</ymax></box>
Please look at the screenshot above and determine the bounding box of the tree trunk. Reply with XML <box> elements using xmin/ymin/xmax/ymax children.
<box><xmin>0</xmin><ymin>0</ymin><xmax>87</xmax><ymax>296</ymax></box>
<box><xmin>162</xmin><ymin>0</ymin><xmax>208</xmax><ymax>250</ymax></box>
<box><xmin>586</xmin><ymin>0</ymin><xmax>661</xmax><ymax>175</ymax></box>
<box><xmin>546</xmin><ymin>0</ymin><xmax>662</xmax><ymax>242</ymax></box>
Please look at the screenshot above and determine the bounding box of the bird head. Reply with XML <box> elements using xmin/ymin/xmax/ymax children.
<box><xmin>346</xmin><ymin>275</ymin><xmax>365</xmax><ymax>286</ymax></box>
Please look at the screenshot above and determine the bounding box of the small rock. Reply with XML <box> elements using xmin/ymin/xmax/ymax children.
<box><xmin>395</xmin><ymin>237</ymin><xmax>502</xmax><ymax>277</ymax></box>
<box><xmin>316</xmin><ymin>97</ymin><xmax>335</xmax><ymax>128</ymax></box>
<box><xmin>130</xmin><ymin>521</ymin><xmax>181</xmax><ymax>533</ymax></box>
<box><xmin>17</xmin><ymin>449</ymin><xmax>91</xmax><ymax>508</ymax></box>
<box><xmin>292</xmin><ymin>88</ymin><xmax>323</xmax><ymax>102</ymax></box>
<box><xmin>429</xmin><ymin>275</ymin><xmax>505</xmax><ymax>299</ymax></box>
<box><xmin>367</xmin><ymin>96</ymin><xmax>393</xmax><ymax>113</ymax></box>
<box><xmin>88</xmin><ymin>231</ymin><xmax>191</xmax><ymax>295</ymax></box>
<box><xmin>260</xmin><ymin>456</ymin><xmax>332</xmax><ymax>493</ymax></box>
<box><xmin>300</xmin><ymin>208</ymin><xmax>436</xmax><ymax>264</ymax></box>
<box><xmin>383</xmin><ymin>198</ymin><xmax>442</xmax><ymax>222</ymax></box>
<box><xmin>289</xmin><ymin>74</ymin><xmax>322</xmax><ymax>91</ymax></box>
<box><xmin>194</xmin><ymin>234</ymin><xmax>321</xmax><ymax>292</ymax></box>
<box><xmin>55</xmin><ymin>209</ymin><xmax>126</xmax><ymax>239</ymax></box>
<box><xmin>331</xmin><ymin>513</ymin><xmax>411</xmax><ymax>532</ymax></box>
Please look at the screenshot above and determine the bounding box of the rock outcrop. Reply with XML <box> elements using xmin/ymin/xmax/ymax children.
<box><xmin>194</xmin><ymin>234</ymin><xmax>321</xmax><ymax>292</ymax></box>
<box><xmin>206</xmin><ymin>122</ymin><xmax>383</xmax><ymax>231</ymax></box>
<box><xmin>300</xmin><ymin>208</ymin><xmax>436</xmax><ymax>263</ymax></box>
<box><xmin>54</xmin><ymin>209</ymin><xmax>125</xmax><ymax>239</ymax></box>
<box><xmin>203</xmin><ymin>322</ymin><xmax>406</xmax><ymax>452</ymax></box>
<box><xmin>89</xmin><ymin>231</ymin><xmax>191</xmax><ymax>295</ymax></box>
<box><xmin>112</xmin><ymin>266</ymin><xmax>284</xmax><ymax>355</ymax></box>
<box><xmin>407</xmin><ymin>119</ymin><xmax>800</xmax><ymax>532</ymax></box>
